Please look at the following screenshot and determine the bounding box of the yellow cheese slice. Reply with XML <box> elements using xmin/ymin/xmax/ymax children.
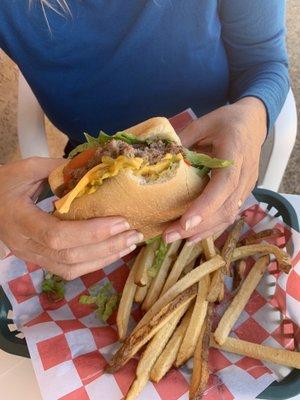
<box><xmin>55</xmin><ymin>153</ymin><xmax>182</xmax><ymax>214</ymax></box>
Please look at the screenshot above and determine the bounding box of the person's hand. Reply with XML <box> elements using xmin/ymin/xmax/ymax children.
<box><xmin>0</xmin><ymin>157</ymin><xmax>143</xmax><ymax>279</ymax></box>
<box><xmin>163</xmin><ymin>97</ymin><xmax>267</xmax><ymax>244</ymax></box>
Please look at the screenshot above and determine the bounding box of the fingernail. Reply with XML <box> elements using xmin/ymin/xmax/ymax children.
<box><xmin>111</xmin><ymin>221</ymin><xmax>130</xmax><ymax>235</ymax></box>
<box><xmin>184</xmin><ymin>215</ymin><xmax>202</xmax><ymax>231</ymax></box>
<box><xmin>165</xmin><ymin>231</ymin><xmax>181</xmax><ymax>244</ymax></box>
<box><xmin>127</xmin><ymin>232</ymin><xmax>144</xmax><ymax>247</ymax></box>
<box><xmin>120</xmin><ymin>245</ymin><xmax>136</xmax><ymax>258</ymax></box>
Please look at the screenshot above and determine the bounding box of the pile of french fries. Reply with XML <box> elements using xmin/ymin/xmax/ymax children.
<box><xmin>108</xmin><ymin>220</ymin><xmax>300</xmax><ymax>400</ymax></box>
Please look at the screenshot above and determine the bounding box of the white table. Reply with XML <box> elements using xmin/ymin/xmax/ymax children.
<box><xmin>0</xmin><ymin>194</ymin><xmax>299</xmax><ymax>400</ymax></box>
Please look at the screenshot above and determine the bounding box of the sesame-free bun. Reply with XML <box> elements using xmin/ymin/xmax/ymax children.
<box><xmin>49</xmin><ymin>117</ymin><xmax>208</xmax><ymax>239</ymax></box>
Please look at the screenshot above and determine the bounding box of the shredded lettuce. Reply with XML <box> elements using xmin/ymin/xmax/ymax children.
<box><xmin>148</xmin><ymin>238</ymin><xmax>170</xmax><ymax>278</ymax></box>
<box><xmin>41</xmin><ymin>273</ymin><xmax>65</xmax><ymax>302</ymax></box>
<box><xmin>145</xmin><ymin>235</ymin><xmax>161</xmax><ymax>245</ymax></box>
<box><xmin>79</xmin><ymin>282</ymin><xmax>119</xmax><ymax>322</ymax></box>
<box><xmin>184</xmin><ymin>149</ymin><xmax>233</xmax><ymax>169</ymax></box>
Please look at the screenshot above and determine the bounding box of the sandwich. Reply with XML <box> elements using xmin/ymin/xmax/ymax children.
<box><xmin>49</xmin><ymin>117</ymin><xmax>232</xmax><ymax>239</ymax></box>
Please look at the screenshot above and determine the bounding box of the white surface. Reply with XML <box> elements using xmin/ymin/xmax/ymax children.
<box><xmin>0</xmin><ymin>194</ymin><xmax>299</xmax><ymax>400</ymax></box>
<box><xmin>18</xmin><ymin>72</ymin><xmax>49</xmax><ymax>158</ymax></box>
<box><xmin>260</xmin><ymin>89</ymin><xmax>298</xmax><ymax>191</ymax></box>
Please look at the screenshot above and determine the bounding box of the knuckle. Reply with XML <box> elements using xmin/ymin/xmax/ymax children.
<box><xmin>224</xmin><ymin>198</ymin><xmax>237</xmax><ymax>221</ymax></box>
<box><xmin>57</xmin><ymin>248</ymin><xmax>77</xmax><ymax>264</ymax></box>
<box><xmin>45</xmin><ymin>230</ymin><xmax>61</xmax><ymax>250</ymax></box>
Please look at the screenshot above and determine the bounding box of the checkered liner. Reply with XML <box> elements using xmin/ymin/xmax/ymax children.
<box><xmin>0</xmin><ymin>110</ymin><xmax>299</xmax><ymax>400</ymax></box>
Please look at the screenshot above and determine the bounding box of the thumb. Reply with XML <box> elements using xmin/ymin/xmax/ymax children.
<box><xmin>22</xmin><ymin>157</ymin><xmax>67</xmax><ymax>182</ymax></box>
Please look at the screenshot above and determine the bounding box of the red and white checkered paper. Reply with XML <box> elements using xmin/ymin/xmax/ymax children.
<box><xmin>0</xmin><ymin>110</ymin><xmax>300</xmax><ymax>400</ymax></box>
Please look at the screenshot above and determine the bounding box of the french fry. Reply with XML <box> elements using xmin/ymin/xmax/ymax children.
<box><xmin>214</xmin><ymin>255</ymin><xmax>270</xmax><ymax>345</ymax></box>
<box><xmin>222</xmin><ymin>219</ymin><xmax>245</xmax><ymax>275</ymax></box>
<box><xmin>135</xmin><ymin>283</ymin><xmax>149</xmax><ymax>303</ymax></box>
<box><xmin>125</xmin><ymin>303</ymin><xmax>189</xmax><ymax>400</ymax></box>
<box><xmin>201</xmin><ymin>237</ymin><xmax>217</xmax><ymax>260</ymax></box>
<box><xmin>161</xmin><ymin>241</ymin><xmax>203</xmax><ymax>296</ymax></box>
<box><xmin>134</xmin><ymin>255</ymin><xmax>225</xmax><ymax>332</ymax></box>
<box><xmin>181</xmin><ymin>259</ymin><xmax>196</xmax><ymax>277</ymax></box>
<box><xmin>207</xmin><ymin>219</ymin><xmax>244</xmax><ymax>302</ymax></box>
<box><xmin>175</xmin><ymin>275</ymin><xmax>210</xmax><ymax>367</ymax></box>
<box><xmin>190</xmin><ymin>303</ymin><xmax>213</xmax><ymax>400</ymax></box>
<box><xmin>210</xmin><ymin>336</ymin><xmax>300</xmax><ymax>369</ymax></box>
<box><xmin>108</xmin><ymin>284</ymin><xmax>197</xmax><ymax>372</ymax></box>
<box><xmin>117</xmin><ymin>249</ymin><xmax>143</xmax><ymax>340</ymax></box>
<box><xmin>134</xmin><ymin>240</ymin><xmax>159</xmax><ymax>287</ymax></box>
<box><xmin>240</xmin><ymin>228</ymin><xmax>284</xmax><ymax>246</ymax></box>
<box><xmin>142</xmin><ymin>240</ymin><xmax>182</xmax><ymax>310</ymax></box>
<box><xmin>150</xmin><ymin>306</ymin><xmax>194</xmax><ymax>382</ymax></box>
<box><xmin>232</xmin><ymin>244</ymin><xmax>291</xmax><ymax>273</ymax></box>
<box><xmin>232</xmin><ymin>259</ymin><xmax>246</xmax><ymax>291</ymax></box>
<box><xmin>206</xmin><ymin>269</ymin><xmax>223</xmax><ymax>303</ymax></box>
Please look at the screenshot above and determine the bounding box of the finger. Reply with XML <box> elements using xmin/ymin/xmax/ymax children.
<box><xmin>20</xmin><ymin>204</ymin><xmax>132</xmax><ymax>249</ymax></box>
<box><xmin>180</xmin><ymin>145</ymin><xmax>242</xmax><ymax>231</ymax></box>
<box><xmin>13</xmin><ymin>245</ymin><xmax>137</xmax><ymax>281</ymax></box>
<box><xmin>22</xmin><ymin>157</ymin><xmax>67</xmax><ymax>182</ymax></box>
<box><xmin>164</xmin><ymin>179</ymin><xmax>245</xmax><ymax>243</ymax></box>
<box><xmin>178</xmin><ymin>115</ymin><xmax>213</xmax><ymax>148</ymax></box>
<box><xmin>27</xmin><ymin>230</ymin><xmax>143</xmax><ymax>264</ymax></box>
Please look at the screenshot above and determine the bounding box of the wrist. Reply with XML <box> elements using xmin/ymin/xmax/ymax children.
<box><xmin>233</xmin><ymin>97</ymin><xmax>268</xmax><ymax>143</ymax></box>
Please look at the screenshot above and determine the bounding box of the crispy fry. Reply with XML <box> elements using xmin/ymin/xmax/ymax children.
<box><xmin>161</xmin><ymin>241</ymin><xmax>203</xmax><ymax>296</ymax></box>
<box><xmin>134</xmin><ymin>241</ymin><xmax>159</xmax><ymax>287</ymax></box>
<box><xmin>232</xmin><ymin>244</ymin><xmax>291</xmax><ymax>273</ymax></box>
<box><xmin>181</xmin><ymin>259</ymin><xmax>196</xmax><ymax>277</ymax></box>
<box><xmin>117</xmin><ymin>250</ymin><xmax>143</xmax><ymax>340</ymax></box>
<box><xmin>214</xmin><ymin>255</ymin><xmax>270</xmax><ymax>345</ymax></box>
<box><xmin>142</xmin><ymin>240</ymin><xmax>182</xmax><ymax>310</ymax></box>
<box><xmin>134</xmin><ymin>255</ymin><xmax>225</xmax><ymax>332</ymax></box>
<box><xmin>240</xmin><ymin>228</ymin><xmax>284</xmax><ymax>246</ymax></box>
<box><xmin>108</xmin><ymin>284</ymin><xmax>197</xmax><ymax>372</ymax></box>
<box><xmin>125</xmin><ymin>303</ymin><xmax>189</xmax><ymax>400</ymax></box>
<box><xmin>135</xmin><ymin>283</ymin><xmax>149</xmax><ymax>303</ymax></box>
<box><xmin>190</xmin><ymin>303</ymin><xmax>213</xmax><ymax>400</ymax></box>
<box><xmin>175</xmin><ymin>275</ymin><xmax>210</xmax><ymax>367</ymax></box>
<box><xmin>206</xmin><ymin>269</ymin><xmax>223</xmax><ymax>303</ymax></box>
<box><xmin>232</xmin><ymin>259</ymin><xmax>246</xmax><ymax>291</ymax></box>
<box><xmin>222</xmin><ymin>219</ymin><xmax>245</xmax><ymax>275</ymax></box>
<box><xmin>201</xmin><ymin>237</ymin><xmax>217</xmax><ymax>260</ymax></box>
<box><xmin>210</xmin><ymin>336</ymin><xmax>300</xmax><ymax>369</ymax></box>
<box><xmin>150</xmin><ymin>306</ymin><xmax>193</xmax><ymax>382</ymax></box>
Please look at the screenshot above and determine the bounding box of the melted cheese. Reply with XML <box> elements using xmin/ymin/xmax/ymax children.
<box><xmin>55</xmin><ymin>153</ymin><xmax>182</xmax><ymax>214</ymax></box>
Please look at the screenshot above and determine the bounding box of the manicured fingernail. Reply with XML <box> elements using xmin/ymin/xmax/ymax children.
<box><xmin>120</xmin><ymin>245</ymin><xmax>136</xmax><ymax>258</ymax></box>
<box><xmin>165</xmin><ymin>231</ymin><xmax>181</xmax><ymax>244</ymax></box>
<box><xmin>127</xmin><ymin>232</ymin><xmax>144</xmax><ymax>247</ymax></box>
<box><xmin>184</xmin><ymin>215</ymin><xmax>202</xmax><ymax>231</ymax></box>
<box><xmin>111</xmin><ymin>221</ymin><xmax>130</xmax><ymax>235</ymax></box>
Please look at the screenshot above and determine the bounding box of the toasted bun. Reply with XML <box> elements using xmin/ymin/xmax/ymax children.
<box><xmin>49</xmin><ymin>117</ymin><xmax>208</xmax><ymax>239</ymax></box>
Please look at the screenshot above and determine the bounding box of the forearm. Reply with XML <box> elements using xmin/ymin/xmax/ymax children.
<box><xmin>228</xmin><ymin>62</ymin><xmax>289</xmax><ymax>130</ymax></box>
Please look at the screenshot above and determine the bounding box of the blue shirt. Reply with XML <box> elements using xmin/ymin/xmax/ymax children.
<box><xmin>0</xmin><ymin>0</ymin><xmax>289</xmax><ymax>143</ymax></box>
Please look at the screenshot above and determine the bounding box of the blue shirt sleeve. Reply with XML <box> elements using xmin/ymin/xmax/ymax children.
<box><xmin>219</xmin><ymin>0</ymin><xmax>289</xmax><ymax>129</ymax></box>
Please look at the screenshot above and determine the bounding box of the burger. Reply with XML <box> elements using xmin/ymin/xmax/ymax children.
<box><xmin>49</xmin><ymin>117</ymin><xmax>232</xmax><ymax>239</ymax></box>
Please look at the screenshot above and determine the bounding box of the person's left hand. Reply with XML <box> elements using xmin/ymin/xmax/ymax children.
<box><xmin>163</xmin><ymin>97</ymin><xmax>267</xmax><ymax>244</ymax></box>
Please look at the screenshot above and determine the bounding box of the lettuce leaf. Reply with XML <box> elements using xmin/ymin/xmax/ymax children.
<box><xmin>41</xmin><ymin>273</ymin><xmax>65</xmax><ymax>302</ymax></box>
<box><xmin>184</xmin><ymin>149</ymin><xmax>233</xmax><ymax>169</ymax></box>
<box><xmin>148</xmin><ymin>238</ymin><xmax>170</xmax><ymax>278</ymax></box>
<box><xmin>79</xmin><ymin>282</ymin><xmax>119</xmax><ymax>322</ymax></box>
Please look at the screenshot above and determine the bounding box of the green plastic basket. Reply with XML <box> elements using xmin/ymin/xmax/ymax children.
<box><xmin>0</xmin><ymin>188</ymin><xmax>299</xmax><ymax>399</ymax></box>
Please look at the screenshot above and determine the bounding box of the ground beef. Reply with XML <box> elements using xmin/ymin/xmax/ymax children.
<box><xmin>59</xmin><ymin>138</ymin><xmax>183</xmax><ymax>196</ymax></box>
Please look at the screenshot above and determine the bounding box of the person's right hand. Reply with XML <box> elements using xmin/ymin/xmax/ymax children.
<box><xmin>0</xmin><ymin>157</ymin><xmax>143</xmax><ymax>280</ymax></box>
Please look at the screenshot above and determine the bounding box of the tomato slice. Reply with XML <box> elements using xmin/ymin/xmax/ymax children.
<box><xmin>63</xmin><ymin>147</ymin><xmax>98</xmax><ymax>184</ymax></box>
